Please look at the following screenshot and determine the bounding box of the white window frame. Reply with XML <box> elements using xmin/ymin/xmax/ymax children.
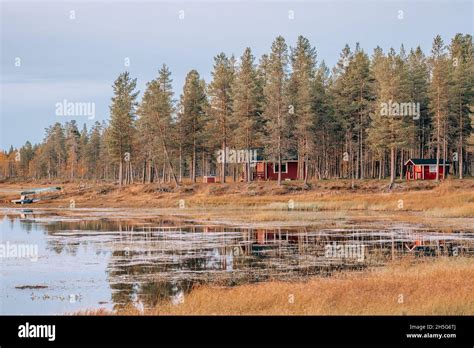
<box><xmin>273</xmin><ymin>162</ymin><xmax>288</xmax><ymax>174</ymax></box>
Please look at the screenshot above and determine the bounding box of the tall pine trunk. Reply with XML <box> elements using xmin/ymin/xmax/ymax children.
<box><xmin>435</xmin><ymin>85</ymin><xmax>441</xmax><ymax>182</ymax></box>
<box><xmin>221</xmin><ymin>141</ymin><xmax>226</xmax><ymax>183</ymax></box>
<box><xmin>192</xmin><ymin>136</ymin><xmax>196</xmax><ymax>183</ymax></box>
<box><xmin>179</xmin><ymin>144</ymin><xmax>182</xmax><ymax>183</ymax></box>
<box><xmin>390</xmin><ymin>146</ymin><xmax>395</xmax><ymax>184</ymax></box>
<box><xmin>119</xmin><ymin>159</ymin><xmax>123</xmax><ymax>186</ymax></box>
<box><xmin>459</xmin><ymin>99</ymin><xmax>463</xmax><ymax>179</ymax></box>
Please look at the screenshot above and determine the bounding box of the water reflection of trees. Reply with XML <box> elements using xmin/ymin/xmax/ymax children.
<box><xmin>7</xmin><ymin>214</ymin><xmax>36</xmax><ymax>233</ymax></box>
<box><xmin>7</xmin><ymin>213</ymin><xmax>472</xmax><ymax>311</ymax></box>
<box><xmin>103</xmin><ymin>228</ymin><xmax>311</xmax><ymax>309</ymax></box>
<box><xmin>41</xmin><ymin>218</ymin><xmax>188</xmax><ymax>234</ymax></box>
<box><xmin>38</xmin><ymin>218</ymin><xmax>377</xmax><ymax>310</ymax></box>
<box><xmin>107</xmin><ymin>247</ymin><xmax>214</xmax><ymax>310</ymax></box>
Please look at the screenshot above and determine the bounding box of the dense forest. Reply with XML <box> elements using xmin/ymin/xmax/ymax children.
<box><xmin>1</xmin><ymin>34</ymin><xmax>472</xmax><ymax>185</ymax></box>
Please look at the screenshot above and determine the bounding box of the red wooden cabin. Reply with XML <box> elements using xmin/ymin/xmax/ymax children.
<box><xmin>243</xmin><ymin>160</ymin><xmax>301</xmax><ymax>181</ymax></box>
<box><xmin>202</xmin><ymin>176</ymin><xmax>216</xmax><ymax>183</ymax></box>
<box><xmin>404</xmin><ymin>158</ymin><xmax>450</xmax><ymax>180</ymax></box>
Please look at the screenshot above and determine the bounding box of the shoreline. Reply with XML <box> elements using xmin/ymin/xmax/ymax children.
<box><xmin>1</xmin><ymin>179</ymin><xmax>473</xmax><ymax>229</ymax></box>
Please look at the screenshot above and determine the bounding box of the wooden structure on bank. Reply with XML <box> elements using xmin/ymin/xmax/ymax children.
<box><xmin>404</xmin><ymin>158</ymin><xmax>451</xmax><ymax>180</ymax></box>
<box><xmin>242</xmin><ymin>160</ymin><xmax>302</xmax><ymax>181</ymax></box>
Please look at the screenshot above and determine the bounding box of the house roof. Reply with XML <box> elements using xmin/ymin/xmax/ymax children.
<box><xmin>250</xmin><ymin>148</ymin><xmax>299</xmax><ymax>161</ymax></box>
<box><xmin>255</xmin><ymin>156</ymin><xmax>299</xmax><ymax>162</ymax></box>
<box><xmin>256</xmin><ymin>159</ymin><xmax>299</xmax><ymax>162</ymax></box>
<box><xmin>405</xmin><ymin>158</ymin><xmax>451</xmax><ymax>166</ymax></box>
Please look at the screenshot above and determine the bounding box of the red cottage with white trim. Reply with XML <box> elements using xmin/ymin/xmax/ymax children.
<box><xmin>404</xmin><ymin>158</ymin><xmax>450</xmax><ymax>180</ymax></box>
<box><xmin>243</xmin><ymin>160</ymin><xmax>301</xmax><ymax>181</ymax></box>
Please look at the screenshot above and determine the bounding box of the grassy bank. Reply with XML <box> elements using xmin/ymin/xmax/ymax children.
<box><xmin>1</xmin><ymin>179</ymin><xmax>473</xmax><ymax>211</ymax></box>
<box><xmin>80</xmin><ymin>258</ymin><xmax>474</xmax><ymax>315</ymax></box>
<box><xmin>1</xmin><ymin>179</ymin><xmax>472</xmax><ymax>227</ymax></box>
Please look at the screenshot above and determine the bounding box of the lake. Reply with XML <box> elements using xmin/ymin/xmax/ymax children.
<box><xmin>1</xmin><ymin>208</ymin><xmax>473</xmax><ymax>314</ymax></box>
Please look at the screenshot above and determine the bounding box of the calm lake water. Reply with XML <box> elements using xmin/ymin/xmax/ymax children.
<box><xmin>1</xmin><ymin>208</ymin><xmax>473</xmax><ymax>315</ymax></box>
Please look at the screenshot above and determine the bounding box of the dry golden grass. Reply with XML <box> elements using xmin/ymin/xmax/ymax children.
<box><xmin>80</xmin><ymin>257</ymin><xmax>474</xmax><ymax>316</ymax></box>
<box><xmin>1</xmin><ymin>179</ymin><xmax>472</xmax><ymax>227</ymax></box>
<box><xmin>2</xmin><ymin>178</ymin><xmax>471</xmax><ymax>204</ymax></box>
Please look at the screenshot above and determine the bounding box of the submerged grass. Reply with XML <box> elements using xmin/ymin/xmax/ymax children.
<box><xmin>80</xmin><ymin>257</ymin><xmax>474</xmax><ymax>316</ymax></box>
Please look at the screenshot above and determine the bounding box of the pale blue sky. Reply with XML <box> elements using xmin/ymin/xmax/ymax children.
<box><xmin>1</xmin><ymin>0</ymin><xmax>473</xmax><ymax>149</ymax></box>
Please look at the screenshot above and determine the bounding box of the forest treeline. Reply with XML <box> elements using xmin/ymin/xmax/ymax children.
<box><xmin>1</xmin><ymin>34</ymin><xmax>472</xmax><ymax>185</ymax></box>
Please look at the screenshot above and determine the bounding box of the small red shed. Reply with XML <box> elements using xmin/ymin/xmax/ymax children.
<box><xmin>404</xmin><ymin>158</ymin><xmax>451</xmax><ymax>180</ymax></box>
<box><xmin>243</xmin><ymin>160</ymin><xmax>301</xmax><ymax>181</ymax></box>
<box><xmin>203</xmin><ymin>175</ymin><xmax>216</xmax><ymax>183</ymax></box>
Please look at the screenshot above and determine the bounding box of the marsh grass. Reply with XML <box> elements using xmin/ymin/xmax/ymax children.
<box><xmin>79</xmin><ymin>257</ymin><xmax>474</xmax><ymax>316</ymax></box>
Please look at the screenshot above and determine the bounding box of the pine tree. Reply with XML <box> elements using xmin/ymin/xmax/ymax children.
<box><xmin>288</xmin><ymin>36</ymin><xmax>317</xmax><ymax>183</ymax></box>
<box><xmin>86</xmin><ymin>122</ymin><xmax>102</xmax><ymax>179</ymax></box>
<box><xmin>208</xmin><ymin>53</ymin><xmax>234</xmax><ymax>183</ymax></box>
<box><xmin>343</xmin><ymin>44</ymin><xmax>373</xmax><ymax>180</ymax></box>
<box><xmin>368</xmin><ymin>48</ymin><xmax>412</xmax><ymax>184</ymax></box>
<box><xmin>178</xmin><ymin>70</ymin><xmax>207</xmax><ymax>183</ymax></box>
<box><xmin>41</xmin><ymin>123</ymin><xmax>66</xmax><ymax>179</ymax></box>
<box><xmin>232</xmin><ymin>47</ymin><xmax>263</xmax><ymax>181</ymax></box>
<box><xmin>330</xmin><ymin>44</ymin><xmax>354</xmax><ymax>181</ymax></box>
<box><xmin>78</xmin><ymin>124</ymin><xmax>89</xmax><ymax>179</ymax></box>
<box><xmin>138</xmin><ymin>64</ymin><xmax>178</xmax><ymax>186</ymax></box>
<box><xmin>107</xmin><ymin>72</ymin><xmax>139</xmax><ymax>186</ymax></box>
<box><xmin>18</xmin><ymin>141</ymin><xmax>34</xmax><ymax>177</ymax></box>
<box><xmin>407</xmin><ymin>47</ymin><xmax>430</xmax><ymax>158</ymax></box>
<box><xmin>449</xmin><ymin>34</ymin><xmax>473</xmax><ymax>178</ymax></box>
<box><xmin>65</xmin><ymin>120</ymin><xmax>80</xmax><ymax>180</ymax></box>
<box><xmin>313</xmin><ymin>61</ymin><xmax>340</xmax><ymax>179</ymax></box>
<box><xmin>331</xmin><ymin>44</ymin><xmax>372</xmax><ymax>183</ymax></box>
<box><xmin>262</xmin><ymin>36</ymin><xmax>290</xmax><ymax>186</ymax></box>
<box><xmin>428</xmin><ymin>35</ymin><xmax>450</xmax><ymax>181</ymax></box>
<box><xmin>396</xmin><ymin>45</ymin><xmax>415</xmax><ymax>179</ymax></box>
